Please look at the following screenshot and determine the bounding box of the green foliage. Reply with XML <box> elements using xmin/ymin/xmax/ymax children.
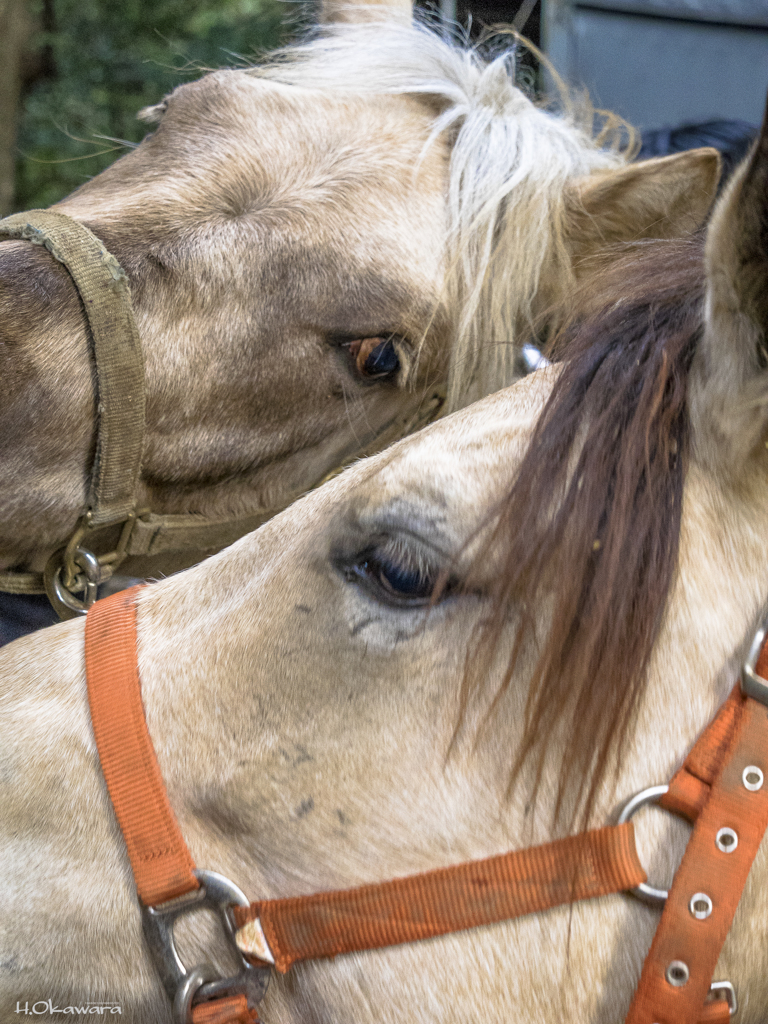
<box><xmin>15</xmin><ymin>0</ymin><xmax>298</xmax><ymax>210</ymax></box>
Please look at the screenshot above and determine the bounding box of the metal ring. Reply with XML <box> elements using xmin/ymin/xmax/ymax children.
<box><xmin>173</xmin><ymin>964</ymin><xmax>218</xmax><ymax>1024</ymax></box>
<box><xmin>742</xmin><ymin>613</ymin><xmax>768</xmax><ymax>706</ymax></box>
<box><xmin>616</xmin><ymin>784</ymin><xmax>670</xmax><ymax>905</ymax></box>
<box><xmin>143</xmin><ymin>870</ymin><xmax>270</xmax><ymax>1021</ymax></box>
<box><xmin>44</xmin><ymin>546</ymin><xmax>102</xmax><ymax>619</ymax></box>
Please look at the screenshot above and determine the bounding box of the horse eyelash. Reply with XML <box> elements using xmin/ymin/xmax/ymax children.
<box><xmin>375</xmin><ymin>535</ymin><xmax>441</xmax><ymax>583</ymax></box>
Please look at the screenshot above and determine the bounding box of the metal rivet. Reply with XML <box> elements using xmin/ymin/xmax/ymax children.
<box><xmin>715</xmin><ymin>827</ymin><xmax>738</xmax><ymax>853</ymax></box>
<box><xmin>689</xmin><ymin>892</ymin><xmax>713</xmax><ymax>919</ymax></box>
<box><xmin>666</xmin><ymin>961</ymin><xmax>690</xmax><ymax>987</ymax></box>
<box><xmin>743</xmin><ymin>765</ymin><xmax>764</xmax><ymax>791</ymax></box>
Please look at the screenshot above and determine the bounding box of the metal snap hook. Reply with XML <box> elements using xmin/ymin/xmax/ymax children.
<box><xmin>142</xmin><ymin>870</ymin><xmax>271</xmax><ymax>1024</ymax></box>
<box><xmin>173</xmin><ymin>965</ymin><xmax>219</xmax><ymax>1024</ymax></box>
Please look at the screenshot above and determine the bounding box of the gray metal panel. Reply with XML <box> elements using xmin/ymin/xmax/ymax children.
<box><xmin>542</xmin><ymin>0</ymin><xmax>768</xmax><ymax>130</ymax></box>
<box><xmin>542</xmin><ymin>0</ymin><xmax>578</xmax><ymax>94</ymax></box>
<box><xmin>579</xmin><ymin>0</ymin><xmax>768</xmax><ymax>28</ymax></box>
<box><xmin>570</xmin><ymin>9</ymin><xmax>768</xmax><ymax>127</ymax></box>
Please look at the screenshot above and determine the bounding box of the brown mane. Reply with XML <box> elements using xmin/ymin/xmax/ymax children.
<box><xmin>462</xmin><ymin>234</ymin><xmax>706</xmax><ymax>827</ymax></box>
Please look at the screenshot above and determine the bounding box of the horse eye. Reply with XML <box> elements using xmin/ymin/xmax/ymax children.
<box><xmin>349</xmin><ymin>336</ymin><xmax>401</xmax><ymax>380</ymax></box>
<box><xmin>371</xmin><ymin>556</ymin><xmax>433</xmax><ymax>600</ymax></box>
<box><xmin>344</xmin><ymin>551</ymin><xmax>437</xmax><ymax>606</ymax></box>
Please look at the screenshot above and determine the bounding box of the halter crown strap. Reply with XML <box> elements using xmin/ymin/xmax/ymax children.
<box><xmin>627</xmin><ymin>671</ymin><xmax>768</xmax><ymax>1023</ymax></box>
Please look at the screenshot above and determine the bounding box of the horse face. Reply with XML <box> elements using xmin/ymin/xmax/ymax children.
<box><xmin>68</xmin><ymin>73</ymin><xmax>451</xmax><ymax>488</ymax></box>
<box><xmin>0</xmin><ymin>23</ymin><xmax>725</xmax><ymax>587</ymax></box>
<box><xmin>128</xmin><ymin>354</ymin><xmax>767</xmax><ymax>1022</ymax></box>
<box><xmin>0</xmin><ymin>72</ymin><xmax>451</xmax><ymax>570</ymax></box>
<box><xmin>136</xmin><ymin>377</ymin><xmax>621</xmax><ymax>1023</ymax></box>
<box><xmin>689</xmin><ymin>93</ymin><xmax>768</xmax><ymax>481</ymax></box>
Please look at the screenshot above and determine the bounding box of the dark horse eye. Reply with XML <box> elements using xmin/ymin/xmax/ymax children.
<box><xmin>349</xmin><ymin>336</ymin><xmax>400</xmax><ymax>380</ymax></box>
<box><xmin>343</xmin><ymin>549</ymin><xmax>439</xmax><ymax>607</ymax></box>
<box><xmin>368</xmin><ymin>555</ymin><xmax>433</xmax><ymax>600</ymax></box>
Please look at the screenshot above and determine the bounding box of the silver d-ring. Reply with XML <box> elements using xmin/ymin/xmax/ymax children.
<box><xmin>617</xmin><ymin>784</ymin><xmax>670</xmax><ymax>905</ymax></box>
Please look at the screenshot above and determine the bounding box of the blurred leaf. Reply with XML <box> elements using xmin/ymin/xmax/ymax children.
<box><xmin>15</xmin><ymin>0</ymin><xmax>299</xmax><ymax>209</ymax></box>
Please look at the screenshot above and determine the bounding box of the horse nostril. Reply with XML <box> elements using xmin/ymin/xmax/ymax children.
<box><xmin>353</xmin><ymin>336</ymin><xmax>400</xmax><ymax>380</ymax></box>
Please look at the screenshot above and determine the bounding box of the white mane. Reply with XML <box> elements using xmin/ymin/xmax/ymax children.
<box><xmin>254</xmin><ymin>20</ymin><xmax>629</xmax><ymax>410</ymax></box>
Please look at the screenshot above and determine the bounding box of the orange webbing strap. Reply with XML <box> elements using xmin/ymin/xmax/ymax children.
<box><xmin>233</xmin><ymin>823</ymin><xmax>646</xmax><ymax>973</ymax></box>
<box><xmin>659</xmin><ymin>686</ymin><xmax>743</xmax><ymax>823</ymax></box>
<box><xmin>85</xmin><ymin>586</ymin><xmax>199</xmax><ymax>906</ymax></box>
<box><xmin>626</xmin><ymin>686</ymin><xmax>768</xmax><ymax>1024</ymax></box>
<box><xmin>695</xmin><ymin>1002</ymin><xmax>731</xmax><ymax>1024</ymax></box>
<box><xmin>191</xmin><ymin>995</ymin><xmax>258</xmax><ymax>1024</ymax></box>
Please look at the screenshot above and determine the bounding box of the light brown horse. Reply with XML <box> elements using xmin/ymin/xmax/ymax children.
<box><xmin>0</xmin><ymin>16</ymin><xmax>719</xmax><ymax>616</ymax></box>
<box><xmin>1</xmin><ymin>84</ymin><xmax>767</xmax><ymax>1024</ymax></box>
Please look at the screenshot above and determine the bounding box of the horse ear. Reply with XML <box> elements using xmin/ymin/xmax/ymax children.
<box><xmin>566</xmin><ymin>148</ymin><xmax>721</xmax><ymax>262</ymax></box>
<box><xmin>320</xmin><ymin>0</ymin><xmax>412</xmax><ymax>22</ymax></box>
<box><xmin>689</xmin><ymin>96</ymin><xmax>768</xmax><ymax>474</ymax></box>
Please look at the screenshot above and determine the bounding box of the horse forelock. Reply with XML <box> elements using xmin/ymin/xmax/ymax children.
<box><xmin>460</xmin><ymin>235</ymin><xmax>706</xmax><ymax>828</ymax></box>
<box><xmin>253</xmin><ymin>20</ymin><xmax>630</xmax><ymax>411</ymax></box>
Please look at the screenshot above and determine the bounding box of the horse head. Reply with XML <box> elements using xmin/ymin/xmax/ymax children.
<box><xmin>0</xmin><ymin>20</ymin><xmax>720</xmax><ymax>612</ymax></box>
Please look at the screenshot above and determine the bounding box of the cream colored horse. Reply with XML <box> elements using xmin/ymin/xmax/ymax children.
<box><xmin>4</xmin><ymin>77</ymin><xmax>765</xmax><ymax>1024</ymax></box>
<box><xmin>0</xmin><ymin>17</ymin><xmax>719</xmax><ymax>597</ymax></box>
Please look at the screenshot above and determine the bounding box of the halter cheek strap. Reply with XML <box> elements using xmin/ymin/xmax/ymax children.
<box><xmin>627</xmin><ymin>677</ymin><xmax>768</xmax><ymax>1024</ymax></box>
<box><xmin>85</xmin><ymin>587</ymin><xmax>260</xmax><ymax>1024</ymax></box>
<box><xmin>85</xmin><ymin>585</ymin><xmax>197</xmax><ymax>905</ymax></box>
<box><xmin>84</xmin><ymin>585</ymin><xmax>766</xmax><ymax>1024</ymax></box>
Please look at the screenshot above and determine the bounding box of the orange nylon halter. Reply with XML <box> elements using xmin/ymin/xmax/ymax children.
<box><xmin>84</xmin><ymin>585</ymin><xmax>768</xmax><ymax>1024</ymax></box>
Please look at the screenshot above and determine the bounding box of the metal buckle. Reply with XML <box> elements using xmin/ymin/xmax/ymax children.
<box><xmin>142</xmin><ymin>870</ymin><xmax>270</xmax><ymax>1024</ymax></box>
<box><xmin>616</xmin><ymin>784</ymin><xmax>673</xmax><ymax>905</ymax></box>
<box><xmin>710</xmin><ymin>980</ymin><xmax>738</xmax><ymax>1017</ymax></box>
<box><xmin>741</xmin><ymin>616</ymin><xmax>768</xmax><ymax>706</ymax></box>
